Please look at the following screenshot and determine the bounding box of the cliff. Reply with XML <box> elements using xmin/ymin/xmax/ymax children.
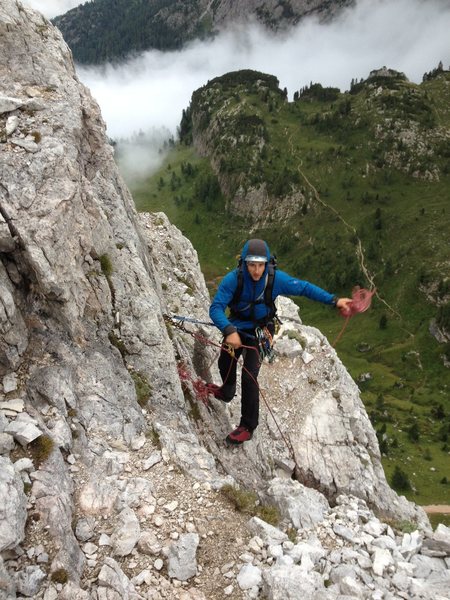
<box><xmin>0</xmin><ymin>3</ymin><xmax>449</xmax><ymax>600</ymax></box>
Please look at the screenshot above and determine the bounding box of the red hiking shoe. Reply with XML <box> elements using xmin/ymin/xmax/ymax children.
<box><xmin>226</xmin><ymin>426</ymin><xmax>253</xmax><ymax>445</ymax></box>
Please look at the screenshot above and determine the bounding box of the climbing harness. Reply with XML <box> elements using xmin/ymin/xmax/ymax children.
<box><xmin>255</xmin><ymin>326</ymin><xmax>275</xmax><ymax>363</ymax></box>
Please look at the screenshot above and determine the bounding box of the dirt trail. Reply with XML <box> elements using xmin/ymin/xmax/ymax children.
<box><xmin>422</xmin><ymin>505</ymin><xmax>450</xmax><ymax>514</ymax></box>
<box><xmin>286</xmin><ymin>130</ymin><xmax>405</xmax><ymax>323</ymax></box>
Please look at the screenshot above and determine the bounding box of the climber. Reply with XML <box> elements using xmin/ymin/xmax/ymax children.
<box><xmin>209</xmin><ymin>238</ymin><xmax>352</xmax><ymax>445</ymax></box>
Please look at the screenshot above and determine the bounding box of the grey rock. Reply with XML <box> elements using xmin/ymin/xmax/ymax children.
<box><xmin>111</xmin><ymin>507</ymin><xmax>140</xmax><ymax>556</ymax></box>
<box><xmin>5</xmin><ymin>115</ymin><xmax>19</xmax><ymax>135</ymax></box>
<box><xmin>330</xmin><ymin>564</ymin><xmax>359</xmax><ymax>585</ymax></box>
<box><xmin>400</xmin><ymin>530</ymin><xmax>422</xmax><ymax>559</ymax></box>
<box><xmin>5</xmin><ymin>417</ymin><xmax>41</xmax><ymax>446</ymax></box>
<box><xmin>0</xmin><ymin>95</ymin><xmax>23</xmax><ymax>113</ymax></box>
<box><xmin>116</xmin><ymin>476</ymin><xmax>154</xmax><ymax>510</ymax></box>
<box><xmin>13</xmin><ymin>457</ymin><xmax>34</xmax><ymax>473</ymax></box>
<box><xmin>237</xmin><ymin>564</ymin><xmax>262</xmax><ymax>590</ymax></box>
<box><xmin>287</xmin><ymin>539</ymin><xmax>325</xmax><ymax>565</ymax></box>
<box><xmin>57</xmin><ymin>582</ymin><xmax>90</xmax><ymax>599</ymax></box>
<box><xmin>10</xmin><ymin>137</ymin><xmax>39</xmax><ymax>152</ymax></box>
<box><xmin>14</xmin><ymin>566</ymin><xmax>46</xmax><ymax>597</ymax></box>
<box><xmin>262</xmin><ymin>565</ymin><xmax>328</xmax><ymax>599</ymax></box>
<box><xmin>2</xmin><ymin>373</ymin><xmax>17</xmax><ymax>393</ymax></box>
<box><xmin>0</xmin><ymin>556</ymin><xmax>16</xmax><ymax>599</ymax></box>
<box><xmin>340</xmin><ymin>576</ymin><xmax>364</xmax><ymax>598</ymax></box>
<box><xmin>142</xmin><ymin>450</ymin><xmax>163</xmax><ymax>470</ymax></box>
<box><xmin>167</xmin><ymin>533</ymin><xmax>199</xmax><ymax>581</ymax></box>
<box><xmin>363</xmin><ymin>518</ymin><xmax>386</xmax><ymax>537</ymax></box>
<box><xmin>138</xmin><ymin>531</ymin><xmax>161</xmax><ymax>556</ymax></box>
<box><xmin>0</xmin><ymin>398</ymin><xmax>24</xmax><ymax>413</ymax></box>
<box><xmin>265</xmin><ymin>477</ymin><xmax>329</xmax><ymax>529</ymax></box>
<box><xmin>372</xmin><ymin>548</ymin><xmax>393</xmax><ymax>576</ymax></box>
<box><xmin>30</xmin><ymin>450</ymin><xmax>84</xmax><ymax>580</ymax></box>
<box><xmin>422</xmin><ymin>523</ymin><xmax>450</xmax><ymax>556</ymax></box>
<box><xmin>370</xmin><ymin>534</ymin><xmax>397</xmax><ymax>551</ymax></box>
<box><xmin>78</xmin><ymin>477</ymin><xmax>119</xmax><ymax>515</ymax></box>
<box><xmin>333</xmin><ymin>523</ymin><xmax>358</xmax><ymax>543</ymax></box>
<box><xmin>75</xmin><ymin>516</ymin><xmax>96</xmax><ymax>542</ymax></box>
<box><xmin>247</xmin><ymin>516</ymin><xmax>288</xmax><ymax>546</ymax></box>
<box><xmin>0</xmin><ymin>432</ymin><xmax>14</xmax><ymax>454</ymax></box>
<box><xmin>97</xmin><ymin>557</ymin><xmax>134</xmax><ymax>600</ymax></box>
<box><xmin>0</xmin><ymin>456</ymin><xmax>27</xmax><ymax>551</ymax></box>
<box><xmin>274</xmin><ymin>338</ymin><xmax>303</xmax><ymax>358</ymax></box>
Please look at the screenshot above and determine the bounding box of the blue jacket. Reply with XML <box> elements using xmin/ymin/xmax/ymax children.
<box><xmin>209</xmin><ymin>240</ymin><xmax>336</xmax><ymax>335</ymax></box>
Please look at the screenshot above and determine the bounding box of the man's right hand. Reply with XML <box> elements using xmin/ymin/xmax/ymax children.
<box><xmin>225</xmin><ymin>332</ymin><xmax>242</xmax><ymax>349</ymax></box>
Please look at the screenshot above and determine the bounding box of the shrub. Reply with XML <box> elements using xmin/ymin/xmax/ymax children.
<box><xmin>51</xmin><ymin>568</ymin><xmax>69</xmax><ymax>584</ymax></box>
<box><xmin>146</xmin><ymin>427</ymin><xmax>161</xmax><ymax>448</ymax></box>
<box><xmin>221</xmin><ymin>484</ymin><xmax>257</xmax><ymax>513</ymax></box>
<box><xmin>130</xmin><ymin>370</ymin><xmax>152</xmax><ymax>407</ymax></box>
<box><xmin>387</xmin><ymin>519</ymin><xmax>417</xmax><ymax>533</ymax></box>
<box><xmin>220</xmin><ymin>484</ymin><xmax>280</xmax><ymax>525</ymax></box>
<box><xmin>100</xmin><ymin>254</ymin><xmax>113</xmax><ymax>277</ymax></box>
<box><xmin>391</xmin><ymin>465</ymin><xmax>412</xmax><ymax>492</ymax></box>
<box><xmin>286</xmin><ymin>527</ymin><xmax>297</xmax><ymax>543</ymax></box>
<box><xmin>31</xmin><ymin>130</ymin><xmax>42</xmax><ymax>143</ymax></box>
<box><xmin>29</xmin><ymin>435</ymin><xmax>54</xmax><ymax>466</ymax></box>
<box><xmin>257</xmin><ymin>504</ymin><xmax>280</xmax><ymax>526</ymax></box>
<box><xmin>407</xmin><ymin>422</ymin><xmax>420</xmax><ymax>443</ymax></box>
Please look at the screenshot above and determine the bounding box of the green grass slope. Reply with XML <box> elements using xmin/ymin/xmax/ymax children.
<box><xmin>128</xmin><ymin>68</ymin><xmax>450</xmax><ymax>506</ymax></box>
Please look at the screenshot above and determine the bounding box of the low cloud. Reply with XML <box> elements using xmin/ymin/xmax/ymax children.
<box><xmin>22</xmin><ymin>0</ymin><xmax>450</xmax><ymax>180</ymax></box>
<box><xmin>76</xmin><ymin>0</ymin><xmax>449</xmax><ymax>142</ymax></box>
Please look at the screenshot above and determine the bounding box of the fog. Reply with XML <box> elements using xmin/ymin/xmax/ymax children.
<box><xmin>21</xmin><ymin>0</ymin><xmax>82</xmax><ymax>18</ymax></box>
<box><xmin>22</xmin><ymin>0</ymin><xmax>450</xmax><ymax>181</ymax></box>
<box><xmin>76</xmin><ymin>0</ymin><xmax>449</xmax><ymax>138</ymax></box>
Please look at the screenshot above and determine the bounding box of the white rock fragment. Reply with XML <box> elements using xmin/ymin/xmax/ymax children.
<box><xmin>237</xmin><ymin>564</ymin><xmax>262</xmax><ymax>590</ymax></box>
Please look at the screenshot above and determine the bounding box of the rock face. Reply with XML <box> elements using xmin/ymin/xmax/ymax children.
<box><xmin>207</xmin><ymin>0</ymin><xmax>355</xmax><ymax>30</ymax></box>
<box><xmin>0</xmin><ymin>2</ymin><xmax>446</xmax><ymax>600</ymax></box>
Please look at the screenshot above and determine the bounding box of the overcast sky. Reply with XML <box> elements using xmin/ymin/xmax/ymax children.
<box><xmin>22</xmin><ymin>0</ymin><xmax>450</xmax><ymax>143</ymax></box>
<box><xmin>22</xmin><ymin>0</ymin><xmax>81</xmax><ymax>18</ymax></box>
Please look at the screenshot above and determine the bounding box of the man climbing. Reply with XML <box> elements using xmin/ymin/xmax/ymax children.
<box><xmin>209</xmin><ymin>238</ymin><xmax>352</xmax><ymax>445</ymax></box>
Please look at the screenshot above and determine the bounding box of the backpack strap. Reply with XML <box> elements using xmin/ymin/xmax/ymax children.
<box><xmin>229</xmin><ymin>258</ymin><xmax>244</xmax><ymax>308</ymax></box>
<box><xmin>229</xmin><ymin>256</ymin><xmax>278</xmax><ymax>323</ymax></box>
<box><xmin>264</xmin><ymin>257</ymin><xmax>277</xmax><ymax>321</ymax></box>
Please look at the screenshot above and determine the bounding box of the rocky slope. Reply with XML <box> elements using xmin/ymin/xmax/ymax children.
<box><xmin>0</xmin><ymin>2</ymin><xmax>449</xmax><ymax>599</ymax></box>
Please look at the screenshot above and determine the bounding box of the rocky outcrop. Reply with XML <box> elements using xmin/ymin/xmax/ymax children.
<box><xmin>206</xmin><ymin>0</ymin><xmax>354</xmax><ymax>30</ymax></box>
<box><xmin>189</xmin><ymin>70</ymin><xmax>305</xmax><ymax>225</ymax></box>
<box><xmin>0</xmin><ymin>2</ymin><xmax>445</xmax><ymax>600</ymax></box>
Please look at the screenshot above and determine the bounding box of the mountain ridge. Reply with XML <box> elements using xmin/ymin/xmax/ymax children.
<box><xmin>52</xmin><ymin>0</ymin><xmax>354</xmax><ymax>64</ymax></box>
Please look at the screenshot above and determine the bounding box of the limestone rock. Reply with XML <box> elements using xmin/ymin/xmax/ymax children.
<box><xmin>265</xmin><ymin>477</ymin><xmax>329</xmax><ymax>529</ymax></box>
<box><xmin>0</xmin><ymin>456</ymin><xmax>27</xmax><ymax>551</ymax></box>
<box><xmin>97</xmin><ymin>557</ymin><xmax>136</xmax><ymax>599</ymax></box>
<box><xmin>167</xmin><ymin>533</ymin><xmax>199</xmax><ymax>581</ymax></box>
<box><xmin>111</xmin><ymin>507</ymin><xmax>140</xmax><ymax>556</ymax></box>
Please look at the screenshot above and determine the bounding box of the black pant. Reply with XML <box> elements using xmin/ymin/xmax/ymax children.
<box><xmin>218</xmin><ymin>327</ymin><xmax>272</xmax><ymax>431</ymax></box>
